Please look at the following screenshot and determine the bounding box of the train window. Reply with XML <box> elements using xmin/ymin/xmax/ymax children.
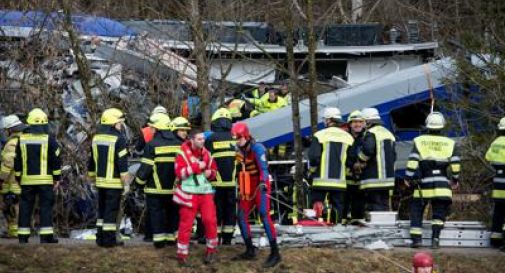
<box><xmin>390</xmin><ymin>100</ymin><xmax>431</xmax><ymax>130</ymax></box>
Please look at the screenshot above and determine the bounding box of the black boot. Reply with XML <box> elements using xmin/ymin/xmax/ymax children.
<box><xmin>96</xmin><ymin>227</ymin><xmax>103</xmax><ymax>247</ymax></box>
<box><xmin>263</xmin><ymin>240</ymin><xmax>281</xmax><ymax>268</ymax></box>
<box><xmin>40</xmin><ymin>235</ymin><xmax>59</xmax><ymax>244</ymax></box>
<box><xmin>410</xmin><ymin>237</ymin><xmax>422</xmax><ymax>248</ymax></box>
<box><xmin>234</xmin><ymin>238</ymin><xmax>256</xmax><ymax>260</ymax></box>
<box><xmin>153</xmin><ymin>241</ymin><xmax>166</xmax><ymax>249</ymax></box>
<box><xmin>431</xmin><ymin>228</ymin><xmax>441</xmax><ymax>249</ymax></box>
<box><xmin>19</xmin><ymin>235</ymin><xmax>29</xmax><ymax>244</ymax></box>
<box><xmin>222</xmin><ymin>233</ymin><xmax>233</xmax><ymax>245</ymax></box>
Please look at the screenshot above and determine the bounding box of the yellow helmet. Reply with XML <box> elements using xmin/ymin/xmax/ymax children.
<box><xmin>149</xmin><ymin>113</ymin><xmax>171</xmax><ymax>130</ymax></box>
<box><xmin>212</xmin><ymin>108</ymin><xmax>232</xmax><ymax>121</ymax></box>
<box><xmin>100</xmin><ymin>108</ymin><xmax>125</xmax><ymax>125</ymax></box>
<box><xmin>347</xmin><ymin>110</ymin><xmax>365</xmax><ymax>122</ymax></box>
<box><xmin>148</xmin><ymin>113</ymin><xmax>170</xmax><ymax>126</ymax></box>
<box><xmin>26</xmin><ymin>108</ymin><xmax>48</xmax><ymax>125</ymax></box>
<box><xmin>171</xmin><ymin>117</ymin><xmax>191</xmax><ymax>131</ymax></box>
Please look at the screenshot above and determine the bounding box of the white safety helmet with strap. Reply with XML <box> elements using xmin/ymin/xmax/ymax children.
<box><xmin>323</xmin><ymin>107</ymin><xmax>342</xmax><ymax>120</ymax></box>
<box><xmin>151</xmin><ymin>105</ymin><xmax>168</xmax><ymax>115</ymax></box>
<box><xmin>498</xmin><ymin>117</ymin><xmax>505</xmax><ymax>130</ymax></box>
<box><xmin>425</xmin><ymin>111</ymin><xmax>446</xmax><ymax>130</ymax></box>
<box><xmin>361</xmin><ymin>107</ymin><xmax>381</xmax><ymax>121</ymax></box>
<box><xmin>1</xmin><ymin>115</ymin><xmax>23</xmax><ymax>129</ymax></box>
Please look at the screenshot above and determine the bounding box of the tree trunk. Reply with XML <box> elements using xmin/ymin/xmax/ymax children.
<box><xmin>189</xmin><ymin>0</ymin><xmax>211</xmax><ymax>130</ymax></box>
<box><xmin>285</xmin><ymin>0</ymin><xmax>305</xmax><ymax>213</ymax></box>
<box><xmin>307</xmin><ymin>0</ymin><xmax>318</xmax><ymax>135</ymax></box>
<box><xmin>61</xmin><ymin>0</ymin><xmax>97</xmax><ymax>131</ymax></box>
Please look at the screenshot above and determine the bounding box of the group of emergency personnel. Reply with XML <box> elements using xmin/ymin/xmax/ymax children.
<box><xmin>88</xmin><ymin>105</ymin><xmax>281</xmax><ymax>267</ymax></box>
<box><xmin>1</xmin><ymin>102</ymin><xmax>505</xmax><ymax>261</ymax></box>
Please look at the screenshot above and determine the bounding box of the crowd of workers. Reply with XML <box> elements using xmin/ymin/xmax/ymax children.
<box><xmin>0</xmin><ymin>100</ymin><xmax>504</xmax><ymax>269</ymax></box>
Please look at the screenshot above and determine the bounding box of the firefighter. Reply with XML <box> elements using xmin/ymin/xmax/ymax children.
<box><xmin>14</xmin><ymin>108</ymin><xmax>61</xmax><ymax>244</ymax></box>
<box><xmin>405</xmin><ymin>112</ymin><xmax>460</xmax><ymax>249</ymax></box>
<box><xmin>0</xmin><ymin>115</ymin><xmax>25</xmax><ymax>238</ymax></box>
<box><xmin>88</xmin><ymin>108</ymin><xmax>130</xmax><ymax>247</ymax></box>
<box><xmin>358</xmin><ymin>107</ymin><xmax>396</xmax><ymax>211</ymax></box>
<box><xmin>205</xmin><ymin>108</ymin><xmax>237</xmax><ymax>245</ymax></box>
<box><xmin>342</xmin><ymin>110</ymin><xmax>366</xmax><ymax>224</ymax></box>
<box><xmin>246</xmin><ymin>81</ymin><xmax>267</xmax><ymax>106</ymax></box>
<box><xmin>134</xmin><ymin>105</ymin><xmax>168</xmax><ymax>155</ymax></box>
<box><xmin>412</xmin><ymin>252</ymin><xmax>435</xmax><ymax>273</ymax></box>
<box><xmin>134</xmin><ymin>108</ymin><xmax>169</xmax><ymax>242</ymax></box>
<box><xmin>172</xmin><ymin>117</ymin><xmax>191</xmax><ymax>142</ymax></box>
<box><xmin>485</xmin><ymin>117</ymin><xmax>505</xmax><ymax>251</ymax></box>
<box><xmin>232</xmin><ymin>122</ymin><xmax>281</xmax><ymax>268</ymax></box>
<box><xmin>135</xmin><ymin>113</ymin><xmax>180</xmax><ymax>248</ymax></box>
<box><xmin>174</xmin><ymin>128</ymin><xmax>218</xmax><ymax>265</ymax></box>
<box><xmin>257</xmin><ymin>88</ymin><xmax>287</xmax><ymax>114</ymax></box>
<box><xmin>308</xmin><ymin>107</ymin><xmax>354</xmax><ymax>224</ymax></box>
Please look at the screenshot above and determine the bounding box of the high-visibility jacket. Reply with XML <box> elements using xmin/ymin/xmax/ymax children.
<box><xmin>88</xmin><ymin>126</ymin><xmax>129</xmax><ymax>189</ymax></box>
<box><xmin>358</xmin><ymin>125</ymin><xmax>396</xmax><ymax>190</ymax></box>
<box><xmin>228</xmin><ymin>99</ymin><xmax>246</xmax><ymax>119</ymax></box>
<box><xmin>205</xmin><ymin>130</ymin><xmax>236</xmax><ymax>188</ymax></box>
<box><xmin>345</xmin><ymin>130</ymin><xmax>365</xmax><ymax>186</ymax></box>
<box><xmin>14</xmin><ymin>126</ymin><xmax>61</xmax><ymax>185</ymax></box>
<box><xmin>485</xmin><ymin>136</ymin><xmax>505</xmax><ymax>200</ymax></box>
<box><xmin>405</xmin><ymin>133</ymin><xmax>461</xmax><ymax>200</ymax></box>
<box><xmin>308</xmin><ymin>126</ymin><xmax>354</xmax><ymax>190</ymax></box>
<box><xmin>257</xmin><ymin>94</ymin><xmax>287</xmax><ymax>113</ymax></box>
<box><xmin>136</xmin><ymin>130</ymin><xmax>181</xmax><ymax>194</ymax></box>
<box><xmin>0</xmin><ymin>132</ymin><xmax>22</xmax><ymax>194</ymax></box>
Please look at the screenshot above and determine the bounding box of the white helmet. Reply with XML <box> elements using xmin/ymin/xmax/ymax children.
<box><xmin>151</xmin><ymin>105</ymin><xmax>168</xmax><ymax>115</ymax></box>
<box><xmin>498</xmin><ymin>117</ymin><xmax>505</xmax><ymax>130</ymax></box>
<box><xmin>425</xmin><ymin>112</ymin><xmax>445</xmax><ymax>130</ymax></box>
<box><xmin>323</xmin><ymin>107</ymin><xmax>342</xmax><ymax>120</ymax></box>
<box><xmin>1</xmin><ymin>115</ymin><xmax>23</xmax><ymax>129</ymax></box>
<box><xmin>361</xmin><ymin>107</ymin><xmax>381</xmax><ymax>121</ymax></box>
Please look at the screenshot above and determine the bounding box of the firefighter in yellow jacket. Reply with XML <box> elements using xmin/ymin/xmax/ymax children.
<box><xmin>308</xmin><ymin>107</ymin><xmax>354</xmax><ymax>224</ymax></box>
<box><xmin>14</xmin><ymin>108</ymin><xmax>61</xmax><ymax>244</ymax></box>
<box><xmin>136</xmin><ymin>113</ymin><xmax>180</xmax><ymax>248</ymax></box>
<box><xmin>485</xmin><ymin>117</ymin><xmax>505</xmax><ymax>251</ymax></box>
<box><xmin>88</xmin><ymin>108</ymin><xmax>130</xmax><ymax>247</ymax></box>
<box><xmin>0</xmin><ymin>115</ymin><xmax>25</xmax><ymax>238</ymax></box>
<box><xmin>205</xmin><ymin>108</ymin><xmax>237</xmax><ymax>244</ymax></box>
<box><xmin>358</xmin><ymin>108</ymin><xmax>396</xmax><ymax>211</ymax></box>
<box><xmin>405</xmin><ymin>112</ymin><xmax>461</xmax><ymax>249</ymax></box>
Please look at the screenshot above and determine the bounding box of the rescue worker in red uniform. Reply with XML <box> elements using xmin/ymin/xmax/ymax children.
<box><xmin>231</xmin><ymin>122</ymin><xmax>281</xmax><ymax>268</ymax></box>
<box><xmin>205</xmin><ymin>108</ymin><xmax>237</xmax><ymax>245</ymax></box>
<box><xmin>174</xmin><ymin>128</ymin><xmax>218</xmax><ymax>266</ymax></box>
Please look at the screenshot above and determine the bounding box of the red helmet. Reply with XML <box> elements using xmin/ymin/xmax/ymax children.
<box><xmin>413</xmin><ymin>252</ymin><xmax>433</xmax><ymax>268</ymax></box>
<box><xmin>231</xmin><ymin>122</ymin><xmax>251</xmax><ymax>140</ymax></box>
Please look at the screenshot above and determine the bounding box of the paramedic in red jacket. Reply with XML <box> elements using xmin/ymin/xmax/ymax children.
<box><xmin>174</xmin><ymin>128</ymin><xmax>218</xmax><ymax>266</ymax></box>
